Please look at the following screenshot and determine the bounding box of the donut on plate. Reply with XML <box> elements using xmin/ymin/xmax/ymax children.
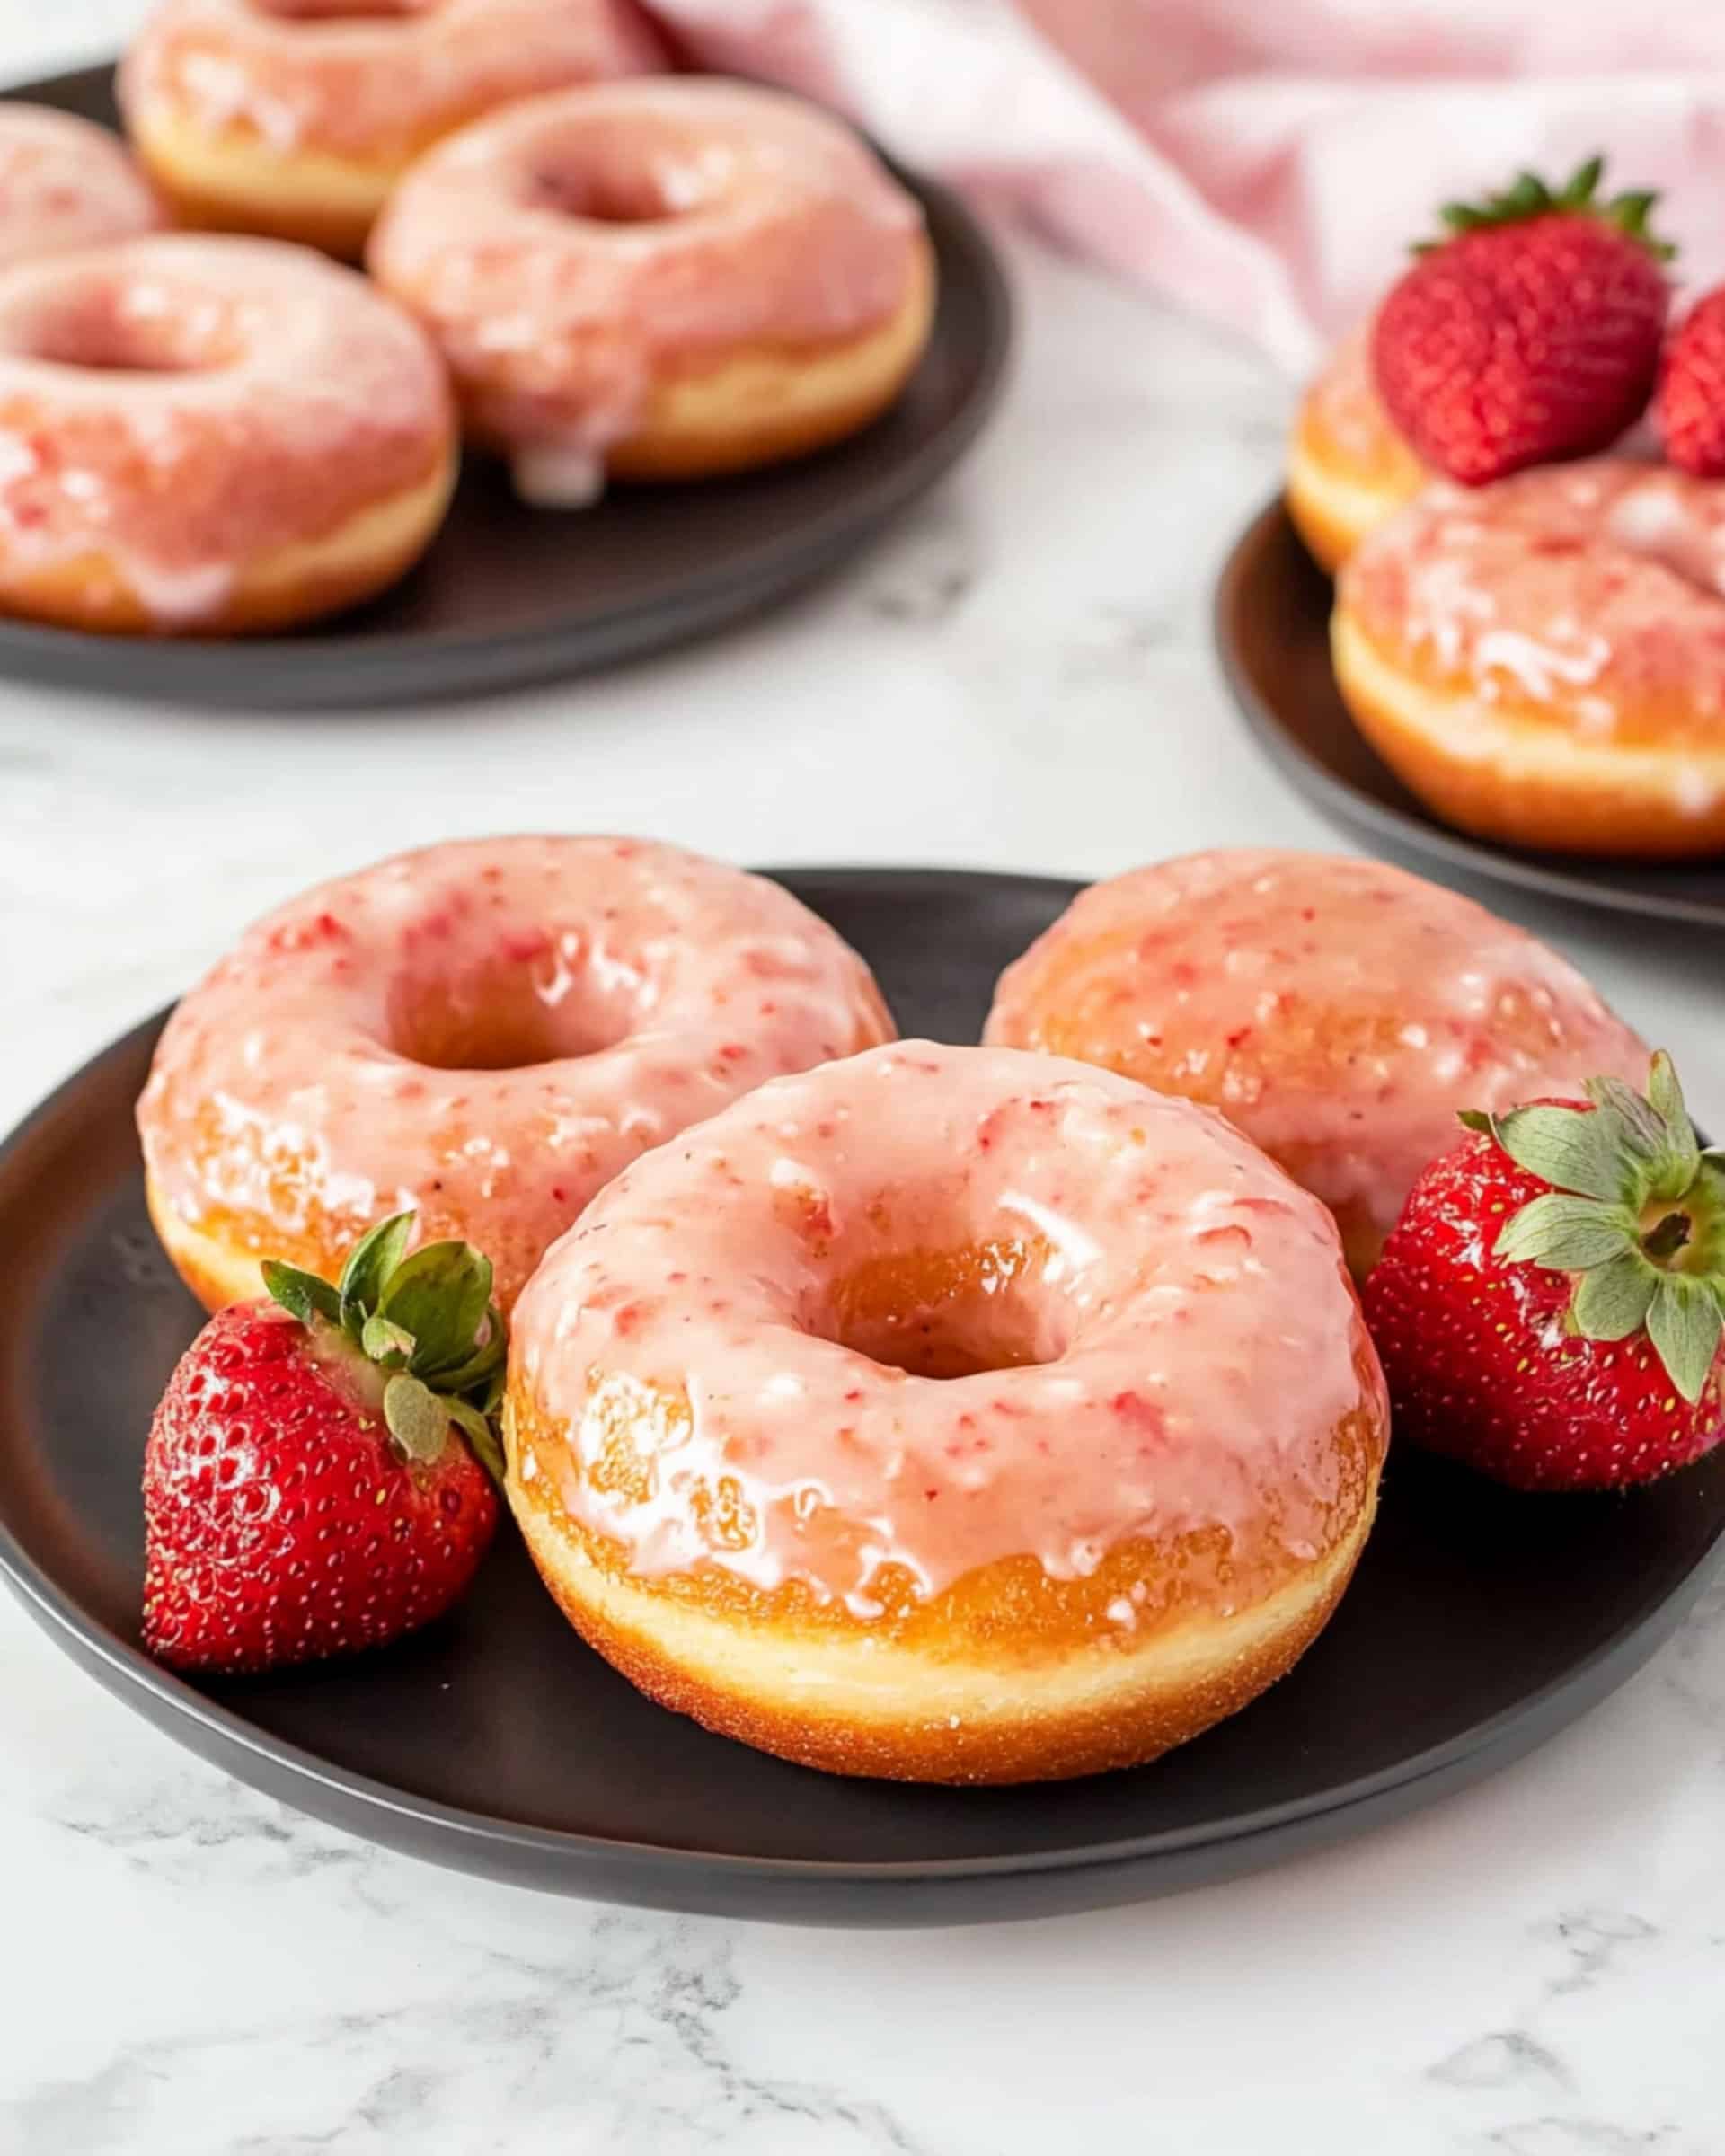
<box><xmin>984</xmin><ymin>850</ymin><xmax>1648</xmax><ymax>1277</ymax></box>
<box><xmin>119</xmin><ymin>0</ymin><xmax>666</xmax><ymax>259</ymax></box>
<box><xmin>0</xmin><ymin>103</ymin><xmax>164</xmax><ymax>270</ymax></box>
<box><xmin>1334</xmin><ymin>457</ymin><xmax>1725</xmax><ymax>858</ymax></box>
<box><xmin>367</xmin><ymin>78</ymin><xmax>936</xmax><ymax>502</ymax></box>
<box><xmin>137</xmin><ymin>835</ymin><xmax>895</xmax><ymax>1315</ymax></box>
<box><xmin>0</xmin><ymin>234</ymin><xmax>455</xmax><ymax>634</ymax></box>
<box><xmin>1286</xmin><ymin>324</ymin><xmax>1427</xmax><ymax>571</ymax></box>
<box><xmin>505</xmin><ymin>1040</ymin><xmax>1388</xmax><ymax>1784</ymax></box>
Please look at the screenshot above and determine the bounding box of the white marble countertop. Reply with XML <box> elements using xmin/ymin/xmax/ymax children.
<box><xmin>4</xmin><ymin>12</ymin><xmax>1725</xmax><ymax>2153</ymax></box>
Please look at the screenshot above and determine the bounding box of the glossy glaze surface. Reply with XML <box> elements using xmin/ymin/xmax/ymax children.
<box><xmin>1340</xmin><ymin>458</ymin><xmax>1725</xmax><ymax>750</ymax></box>
<box><xmin>985</xmin><ymin>850</ymin><xmax>1649</xmax><ymax>1247</ymax></box>
<box><xmin>0</xmin><ymin>103</ymin><xmax>162</xmax><ymax>268</ymax></box>
<box><xmin>0</xmin><ymin>234</ymin><xmax>450</xmax><ymax>623</ymax></box>
<box><xmin>137</xmin><ymin>836</ymin><xmax>895</xmax><ymax>1306</ymax></box>
<box><xmin>1297</xmin><ymin>323</ymin><xmax>1416</xmax><ymax>481</ymax></box>
<box><xmin>120</xmin><ymin>0</ymin><xmax>664</xmax><ymax>161</ymax></box>
<box><xmin>368</xmin><ymin>78</ymin><xmax>924</xmax><ymax>476</ymax></box>
<box><xmin>511</xmin><ymin>1040</ymin><xmax>1381</xmax><ymax>1614</ymax></box>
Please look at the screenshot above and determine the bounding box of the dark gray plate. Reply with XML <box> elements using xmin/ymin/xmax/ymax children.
<box><xmin>0</xmin><ymin>66</ymin><xmax>1011</xmax><ymax>711</ymax></box>
<box><xmin>1216</xmin><ymin>497</ymin><xmax>1725</xmax><ymax>932</ymax></box>
<box><xmin>3</xmin><ymin>868</ymin><xmax>1722</xmax><ymax>1925</ymax></box>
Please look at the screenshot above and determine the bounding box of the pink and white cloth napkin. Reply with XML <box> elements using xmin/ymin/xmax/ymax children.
<box><xmin>648</xmin><ymin>0</ymin><xmax>1725</xmax><ymax>371</ymax></box>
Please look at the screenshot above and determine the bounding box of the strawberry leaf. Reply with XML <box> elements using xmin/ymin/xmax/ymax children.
<box><xmin>261</xmin><ymin>1261</ymin><xmax>341</xmax><ymax>1329</ymax></box>
<box><xmin>1584</xmin><ymin>1074</ymin><xmax>1667</xmax><ymax>1159</ymax></box>
<box><xmin>430</xmin><ymin>1306</ymin><xmax>507</xmax><ymax>1395</ymax></box>
<box><xmin>1645</xmin><ymin>1051</ymin><xmax>1702</xmax><ymax>1199</ymax></box>
<box><xmin>1488</xmin><ymin>1103</ymin><xmax>1639</xmax><ymax>1204</ymax></box>
<box><xmin>1560</xmin><ymin>153</ymin><xmax>1605</xmax><ymax>208</ymax></box>
<box><xmin>361</xmin><ymin>1312</ymin><xmax>416</xmax><ymax>1368</ymax></box>
<box><xmin>1570</xmin><ymin>1250</ymin><xmax>1659</xmax><ymax>1340</ymax></box>
<box><xmin>447</xmin><ymin>1398</ymin><xmax>507</xmax><ymax>1488</ymax></box>
<box><xmin>1439</xmin><ymin>201</ymin><xmax>1487</xmax><ymax>234</ymax></box>
<box><xmin>1411</xmin><ymin>154</ymin><xmax>1673</xmax><ymax>260</ymax></box>
<box><xmin>1494</xmin><ymin>1193</ymin><xmax>1634</xmax><ymax>1271</ymax></box>
<box><xmin>1498</xmin><ymin>172</ymin><xmax>1551</xmax><ymax>217</ymax></box>
<box><xmin>383</xmin><ymin>1374</ymin><xmax>451</xmax><ymax>1463</ymax></box>
<box><xmin>1646</xmin><ymin>1275</ymin><xmax>1723</xmax><ymax>1406</ymax></box>
<box><xmin>380</xmin><ymin>1242</ymin><xmax>494</xmax><ymax>1376</ymax></box>
<box><xmin>339</xmin><ymin>1212</ymin><xmax>415</xmax><ymax>1332</ymax></box>
<box><xmin>1647</xmin><ymin>1048</ymin><xmax>1689</xmax><ymax>1131</ymax></box>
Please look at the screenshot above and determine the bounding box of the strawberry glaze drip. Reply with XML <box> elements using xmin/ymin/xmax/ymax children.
<box><xmin>120</xmin><ymin>0</ymin><xmax>665</xmax><ymax>161</ymax></box>
<box><xmin>367</xmin><ymin>77</ymin><xmax>924</xmax><ymax>476</ymax></box>
<box><xmin>984</xmin><ymin>851</ymin><xmax>1648</xmax><ymax>1248</ymax></box>
<box><xmin>509</xmin><ymin>1042</ymin><xmax>1381</xmax><ymax>1614</ymax></box>
<box><xmin>0</xmin><ymin>106</ymin><xmax>163</xmax><ymax>270</ymax></box>
<box><xmin>0</xmin><ymin>234</ymin><xmax>450</xmax><ymax>623</ymax></box>
<box><xmin>137</xmin><ymin>836</ymin><xmax>895</xmax><ymax>1310</ymax></box>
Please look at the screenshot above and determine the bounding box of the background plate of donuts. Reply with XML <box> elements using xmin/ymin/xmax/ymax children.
<box><xmin>0</xmin><ymin>38</ymin><xmax>1009</xmax><ymax>710</ymax></box>
<box><xmin>3</xmin><ymin>849</ymin><xmax>1722</xmax><ymax>1927</ymax></box>
<box><xmin>1215</xmin><ymin>157</ymin><xmax>1725</xmax><ymax>932</ymax></box>
<box><xmin>1215</xmin><ymin>502</ymin><xmax>1725</xmax><ymax>932</ymax></box>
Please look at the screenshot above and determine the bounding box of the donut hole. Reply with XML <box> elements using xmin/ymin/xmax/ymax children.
<box><xmin>812</xmin><ymin>1240</ymin><xmax>1073</xmax><ymax>1381</ymax></box>
<box><xmin>18</xmin><ymin>287</ymin><xmax>231</xmax><ymax>375</ymax></box>
<box><xmin>386</xmin><ymin>942</ymin><xmax>636</xmax><ymax>1073</ymax></box>
<box><xmin>247</xmin><ymin>1</ymin><xmax>438</xmax><ymax>22</ymax></box>
<box><xmin>526</xmin><ymin>129</ymin><xmax>725</xmax><ymax>225</ymax></box>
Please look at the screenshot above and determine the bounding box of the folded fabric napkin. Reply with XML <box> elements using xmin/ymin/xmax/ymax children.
<box><xmin>650</xmin><ymin>0</ymin><xmax>1725</xmax><ymax>372</ymax></box>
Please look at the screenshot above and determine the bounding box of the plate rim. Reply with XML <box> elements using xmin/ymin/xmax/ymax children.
<box><xmin>1213</xmin><ymin>494</ymin><xmax>1725</xmax><ymax>932</ymax></box>
<box><xmin>0</xmin><ymin>64</ymin><xmax>1013</xmax><ymax>707</ymax></box>
<box><xmin>4</xmin><ymin>864</ymin><xmax>1725</xmax><ymax>1913</ymax></box>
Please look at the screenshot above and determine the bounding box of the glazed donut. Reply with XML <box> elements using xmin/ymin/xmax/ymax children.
<box><xmin>1287</xmin><ymin>325</ymin><xmax>1427</xmax><ymax>570</ymax></box>
<box><xmin>984</xmin><ymin>850</ymin><xmax>1648</xmax><ymax>1277</ymax></box>
<box><xmin>1334</xmin><ymin>458</ymin><xmax>1725</xmax><ymax>857</ymax></box>
<box><xmin>119</xmin><ymin>0</ymin><xmax>665</xmax><ymax>259</ymax></box>
<box><xmin>0</xmin><ymin>235</ymin><xmax>455</xmax><ymax>634</ymax></box>
<box><xmin>0</xmin><ymin>104</ymin><xmax>164</xmax><ymax>270</ymax></box>
<box><xmin>507</xmin><ymin>1041</ymin><xmax>1386</xmax><ymax>1784</ymax></box>
<box><xmin>137</xmin><ymin>836</ymin><xmax>895</xmax><ymax>1316</ymax></box>
<box><xmin>367</xmin><ymin>79</ymin><xmax>935</xmax><ymax>501</ymax></box>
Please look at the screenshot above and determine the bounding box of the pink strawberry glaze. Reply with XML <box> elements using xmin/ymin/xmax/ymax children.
<box><xmin>367</xmin><ymin>77</ymin><xmax>925</xmax><ymax>493</ymax></box>
<box><xmin>0</xmin><ymin>106</ymin><xmax>163</xmax><ymax>270</ymax></box>
<box><xmin>1302</xmin><ymin>323</ymin><xmax>1408</xmax><ymax>470</ymax></box>
<box><xmin>984</xmin><ymin>851</ymin><xmax>1649</xmax><ymax>1250</ymax></box>
<box><xmin>137</xmin><ymin>836</ymin><xmax>895</xmax><ymax>1311</ymax></box>
<box><xmin>509</xmin><ymin>1040</ymin><xmax>1383</xmax><ymax>1615</ymax></box>
<box><xmin>0</xmin><ymin>234</ymin><xmax>451</xmax><ymax>624</ymax></box>
<box><xmin>119</xmin><ymin>0</ymin><xmax>666</xmax><ymax>163</ymax></box>
<box><xmin>1340</xmin><ymin>456</ymin><xmax>1725</xmax><ymax>747</ymax></box>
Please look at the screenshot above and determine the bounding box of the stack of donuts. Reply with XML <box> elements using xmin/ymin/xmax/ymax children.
<box><xmin>1287</xmin><ymin>156</ymin><xmax>1725</xmax><ymax>862</ymax></box>
<box><xmin>137</xmin><ymin>832</ymin><xmax>1649</xmax><ymax>1782</ymax></box>
<box><xmin>0</xmin><ymin>3</ymin><xmax>937</xmax><ymax>637</ymax></box>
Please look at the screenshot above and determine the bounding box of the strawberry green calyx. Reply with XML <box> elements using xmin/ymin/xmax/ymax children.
<box><xmin>261</xmin><ymin>1212</ymin><xmax>509</xmax><ymax>1483</ymax></box>
<box><xmin>1417</xmin><ymin>154</ymin><xmax>1676</xmax><ymax>261</ymax></box>
<box><xmin>1458</xmin><ymin>1053</ymin><xmax>1725</xmax><ymax>1404</ymax></box>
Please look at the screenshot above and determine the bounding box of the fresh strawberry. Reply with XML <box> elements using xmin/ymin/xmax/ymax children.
<box><xmin>143</xmin><ymin>1214</ymin><xmax>508</xmax><ymax>1674</ymax></box>
<box><xmin>1371</xmin><ymin>155</ymin><xmax>1673</xmax><ymax>486</ymax></box>
<box><xmin>1656</xmin><ymin>286</ymin><xmax>1725</xmax><ymax>475</ymax></box>
<box><xmin>1364</xmin><ymin>1054</ymin><xmax>1725</xmax><ymax>1491</ymax></box>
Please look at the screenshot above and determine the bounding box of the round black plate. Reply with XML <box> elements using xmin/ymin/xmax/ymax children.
<box><xmin>0</xmin><ymin>66</ymin><xmax>1010</xmax><ymax>711</ymax></box>
<box><xmin>1216</xmin><ymin>497</ymin><xmax>1725</xmax><ymax>931</ymax></box>
<box><xmin>3</xmin><ymin>866</ymin><xmax>1721</xmax><ymax>1925</ymax></box>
